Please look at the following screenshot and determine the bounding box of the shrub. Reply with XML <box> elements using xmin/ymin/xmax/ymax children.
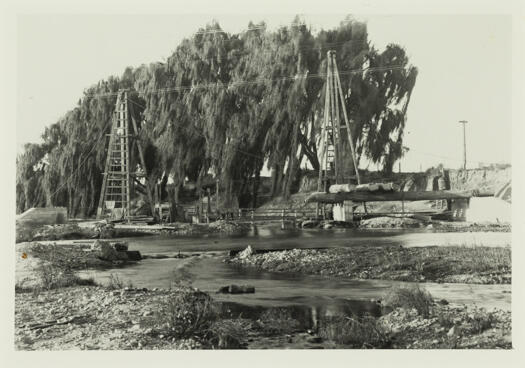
<box><xmin>154</xmin><ymin>287</ymin><xmax>217</xmax><ymax>338</ymax></box>
<box><xmin>206</xmin><ymin>319</ymin><xmax>248</xmax><ymax>349</ymax></box>
<box><xmin>106</xmin><ymin>273</ymin><xmax>125</xmax><ymax>290</ymax></box>
<box><xmin>436</xmin><ymin>311</ymin><xmax>454</xmax><ymax>329</ymax></box>
<box><xmin>467</xmin><ymin>308</ymin><xmax>495</xmax><ymax>334</ymax></box>
<box><xmin>34</xmin><ymin>261</ymin><xmax>95</xmax><ymax>290</ymax></box>
<box><xmin>318</xmin><ymin>314</ymin><xmax>390</xmax><ymax>348</ymax></box>
<box><xmin>27</xmin><ymin>242</ymin><xmax>99</xmax><ymax>290</ymax></box>
<box><xmin>382</xmin><ymin>285</ymin><xmax>433</xmax><ymax>317</ymax></box>
<box><xmin>255</xmin><ymin>308</ymin><xmax>301</xmax><ymax>336</ymax></box>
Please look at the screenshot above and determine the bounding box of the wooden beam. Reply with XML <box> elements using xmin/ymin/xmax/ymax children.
<box><xmin>305</xmin><ymin>190</ymin><xmax>494</xmax><ymax>204</ymax></box>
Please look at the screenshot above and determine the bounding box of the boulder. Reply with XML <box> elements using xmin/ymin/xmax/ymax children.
<box><xmin>228</xmin><ymin>249</ymin><xmax>241</xmax><ymax>258</ymax></box>
<box><xmin>307</xmin><ymin>336</ymin><xmax>323</xmax><ymax>343</ymax></box>
<box><xmin>217</xmin><ymin>284</ymin><xmax>255</xmax><ymax>294</ymax></box>
<box><xmin>113</xmin><ymin>242</ymin><xmax>128</xmax><ymax>251</ymax></box>
<box><xmin>237</xmin><ymin>245</ymin><xmax>254</xmax><ymax>259</ymax></box>
<box><xmin>91</xmin><ymin>240</ymin><xmax>119</xmax><ymax>261</ymax></box>
<box><xmin>116</xmin><ymin>251</ymin><xmax>129</xmax><ymax>261</ymax></box>
<box><xmin>125</xmin><ymin>251</ymin><xmax>142</xmax><ymax>261</ymax></box>
<box><xmin>301</xmin><ymin>220</ymin><xmax>319</xmax><ymax>229</ymax></box>
<box><xmin>447</xmin><ymin>325</ymin><xmax>461</xmax><ymax>337</ymax></box>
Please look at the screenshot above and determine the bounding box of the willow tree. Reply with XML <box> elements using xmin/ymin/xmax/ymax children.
<box><xmin>17</xmin><ymin>16</ymin><xmax>418</xmax><ymax>215</ymax></box>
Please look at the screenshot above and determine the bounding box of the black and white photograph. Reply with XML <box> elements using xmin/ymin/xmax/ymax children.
<box><xmin>3</xmin><ymin>0</ymin><xmax>524</xmax><ymax>363</ymax></box>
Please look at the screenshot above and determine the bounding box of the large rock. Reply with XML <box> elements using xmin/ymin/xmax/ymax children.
<box><xmin>237</xmin><ymin>245</ymin><xmax>254</xmax><ymax>259</ymax></box>
<box><xmin>301</xmin><ymin>220</ymin><xmax>319</xmax><ymax>228</ymax></box>
<box><xmin>217</xmin><ymin>285</ymin><xmax>255</xmax><ymax>294</ymax></box>
<box><xmin>93</xmin><ymin>221</ymin><xmax>115</xmax><ymax>238</ymax></box>
<box><xmin>113</xmin><ymin>242</ymin><xmax>128</xmax><ymax>252</ymax></box>
<box><xmin>125</xmin><ymin>251</ymin><xmax>142</xmax><ymax>261</ymax></box>
<box><xmin>91</xmin><ymin>240</ymin><xmax>119</xmax><ymax>261</ymax></box>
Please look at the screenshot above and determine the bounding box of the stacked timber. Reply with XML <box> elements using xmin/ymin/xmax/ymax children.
<box><xmin>328</xmin><ymin>184</ymin><xmax>355</xmax><ymax>193</ymax></box>
<box><xmin>328</xmin><ymin>182</ymin><xmax>398</xmax><ymax>194</ymax></box>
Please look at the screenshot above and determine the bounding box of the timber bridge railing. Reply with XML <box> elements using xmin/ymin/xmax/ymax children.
<box><xmin>181</xmin><ymin>206</ymin><xmax>320</xmax><ymax>225</ymax></box>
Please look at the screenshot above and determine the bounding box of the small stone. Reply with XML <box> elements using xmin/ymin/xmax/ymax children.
<box><xmin>307</xmin><ymin>336</ymin><xmax>323</xmax><ymax>343</ymax></box>
<box><xmin>447</xmin><ymin>325</ymin><xmax>460</xmax><ymax>337</ymax></box>
<box><xmin>143</xmin><ymin>311</ymin><xmax>153</xmax><ymax>317</ymax></box>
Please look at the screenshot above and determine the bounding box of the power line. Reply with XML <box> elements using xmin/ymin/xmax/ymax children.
<box><xmin>82</xmin><ymin>64</ymin><xmax>408</xmax><ymax>99</ymax></box>
<box><xmin>183</xmin><ymin>36</ymin><xmax>367</xmax><ymax>53</ymax></box>
<box><xmin>408</xmin><ymin>148</ymin><xmax>486</xmax><ymax>166</ymax></box>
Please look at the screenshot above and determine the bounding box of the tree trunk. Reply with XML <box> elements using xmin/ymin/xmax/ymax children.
<box><xmin>270</xmin><ymin>163</ymin><xmax>280</xmax><ymax>197</ymax></box>
<box><xmin>284</xmin><ymin>120</ymin><xmax>301</xmax><ymax>199</ymax></box>
<box><xmin>252</xmin><ymin>163</ymin><xmax>262</xmax><ymax>208</ymax></box>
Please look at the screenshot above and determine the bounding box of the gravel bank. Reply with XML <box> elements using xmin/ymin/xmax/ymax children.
<box><xmin>228</xmin><ymin>245</ymin><xmax>511</xmax><ymax>284</ymax></box>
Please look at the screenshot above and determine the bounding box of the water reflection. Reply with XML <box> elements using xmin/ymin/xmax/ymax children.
<box><xmin>81</xmin><ymin>254</ymin><xmax>511</xmax><ymax>312</ymax></box>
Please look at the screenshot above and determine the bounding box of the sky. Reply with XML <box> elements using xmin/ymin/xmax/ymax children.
<box><xmin>16</xmin><ymin>14</ymin><xmax>512</xmax><ymax>172</ymax></box>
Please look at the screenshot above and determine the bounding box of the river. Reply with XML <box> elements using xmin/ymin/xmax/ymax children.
<box><xmin>80</xmin><ymin>227</ymin><xmax>511</xmax><ymax>313</ymax></box>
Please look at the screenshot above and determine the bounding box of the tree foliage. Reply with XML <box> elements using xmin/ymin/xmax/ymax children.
<box><xmin>16</xmin><ymin>17</ymin><xmax>417</xmax><ymax>215</ymax></box>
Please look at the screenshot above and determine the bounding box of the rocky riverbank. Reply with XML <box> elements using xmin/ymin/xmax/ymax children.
<box><xmin>301</xmin><ymin>217</ymin><xmax>511</xmax><ymax>232</ymax></box>
<box><xmin>228</xmin><ymin>245</ymin><xmax>511</xmax><ymax>284</ymax></box>
<box><xmin>16</xmin><ymin>220</ymin><xmax>252</xmax><ymax>243</ymax></box>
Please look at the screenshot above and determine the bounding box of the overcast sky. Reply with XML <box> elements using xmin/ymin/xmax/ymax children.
<box><xmin>16</xmin><ymin>14</ymin><xmax>511</xmax><ymax>172</ymax></box>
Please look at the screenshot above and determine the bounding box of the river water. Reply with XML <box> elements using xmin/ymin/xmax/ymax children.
<box><xmin>82</xmin><ymin>227</ymin><xmax>511</xmax><ymax>312</ymax></box>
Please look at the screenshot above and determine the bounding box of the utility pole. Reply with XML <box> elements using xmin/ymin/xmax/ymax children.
<box><xmin>459</xmin><ymin>120</ymin><xmax>468</xmax><ymax>170</ymax></box>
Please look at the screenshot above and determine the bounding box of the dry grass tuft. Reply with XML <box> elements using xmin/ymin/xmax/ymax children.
<box><xmin>383</xmin><ymin>285</ymin><xmax>433</xmax><ymax>317</ymax></box>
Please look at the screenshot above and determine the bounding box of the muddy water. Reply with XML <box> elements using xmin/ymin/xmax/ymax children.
<box><xmin>80</xmin><ymin>227</ymin><xmax>511</xmax><ymax>315</ymax></box>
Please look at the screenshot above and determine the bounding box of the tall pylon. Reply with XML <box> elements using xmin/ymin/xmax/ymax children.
<box><xmin>318</xmin><ymin>50</ymin><xmax>361</xmax><ymax>193</ymax></box>
<box><xmin>97</xmin><ymin>89</ymin><xmax>153</xmax><ymax>221</ymax></box>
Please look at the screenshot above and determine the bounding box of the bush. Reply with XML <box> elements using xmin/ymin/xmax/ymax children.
<box><xmin>106</xmin><ymin>273</ymin><xmax>125</xmax><ymax>290</ymax></box>
<box><xmin>318</xmin><ymin>314</ymin><xmax>390</xmax><ymax>348</ymax></box>
<box><xmin>255</xmin><ymin>308</ymin><xmax>301</xmax><ymax>336</ymax></box>
<box><xmin>467</xmin><ymin>308</ymin><xmax>495</xmax><ymax>334</ymax></box>
<box><xmin>33</xmin><ymin>258</ymin><xmax>96</xmax><ymax>290</ymax></box>
<box><xmin>382</xmin><ymin>285</ymin><xmax>433</xmax><ymax>317</ymax></box>
<box><xmin>436</xmin><ymin>311</ymin><xmax>454</xmax><ymax>328</ymax></box>
<box><xmin>154</xmin><ymin>287</ymin><xmax>217</xmax><ymax>338</ymax></box>
<box><xmin>206</xmin><ymin>319</ymin><xmax>248</xmax><ymax>349</ymax></box>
